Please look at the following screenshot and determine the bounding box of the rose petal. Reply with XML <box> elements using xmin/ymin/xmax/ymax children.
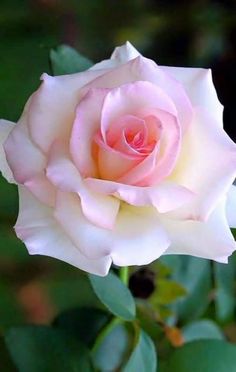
<box><xmin>86</xmin><ymin>57</ymin><xmax>192</xmax><ymax>133</ymax></box>
<box><xmin>169</xmin><ymin>107</ymin><xmax>236</xmax><ymax>221</ymax></box>
<box><xmin>226</xmin><ymin>184</ymin><xmax>236</xmax><ymax>228</ymax></box>
<box><xmin>47</xmin><ymin>141</ymin><xmax>120</xmax><ymax>229</ymax></box>
<box><xmin>161</xmin><ymin>66</ymin><xmax>223</xmax><ymax>126</ymax></box>
<box><xmin>70</xmin><ymin>88</ymin><xmax>108</xmax><ymax>178</ymax></box>
<box><xmin>85</xmin><ymin>178</ymin><xmax>195</xmax><ymax>213</ymax></box>
<box><xmin>0</xmin><ymin>119</ymin><xmax>15</xmax><ymax>183</ymax></box>
<box><xmin>28</xmin><ymin>69</ymin><xmax>110</xmax><ymax>153</ymax></box>
<box><xmin>90</xmin><ymin>41</ymin><xmax>140</xmax><ymax>71</ymax></box>
<box><xmin>55</xmin><ymin>191</ymin><xmax>170</xmax><ymax>265</ymax></box>
<box><xmin>162</xmin><ymin>197</ymin><xmax>236</xmax><ymax>263</ymax></box>
<box><xmin>15</xmin><ymin>187</ymin><xmax>112</xmax><ymax>276</ymax></box>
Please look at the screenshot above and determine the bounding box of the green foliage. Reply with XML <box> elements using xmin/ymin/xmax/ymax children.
<box><xmin>0</xmin><ymin>336</ymin><xmax>16</xmax><ymax>371</ymax></box>
<box><xmin>123</xmin><ymin>329</ymin><xmax>157</xmax><ymax>372</ymax></box>
<box><xmin>163</xmin><ymin>340</ymin><xmax>236</xmax><ymax>372</ymax></box>
<box><xmin>89</xmin><ymin>271</ymin><xmax>136</xmax><ymax>321</ymax></box>
<box><xmin>5</xmin><ymin>326</ymin><xmax>93</xmax><ymax>372</ymax></box>
<box><xmin>50</xmin><ymin>45</ymin><xmax>93</xmax><ymax>75</ymax></box>
<box><xmin>182</xmin><ymin>319</ymin><xmax>224</xmax><ymax>342</ymax></box>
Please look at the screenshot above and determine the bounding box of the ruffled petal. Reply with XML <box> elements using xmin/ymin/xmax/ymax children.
<box><xmin>15</xmin><ymin>187</ymin><xmax>112</xmax><ymax>276</ymax></box>
<box><xmin>226</xmin><ymin>184</ymin><xmax>236</xmax><ymax>228</ymax></box>
<box><xmin>0</xmin><ymin>119</ymin><xmax>15</xmax><ymax>183</ymax></box>
<box><xmin>28</xmin><ymin>69</ymin><xmax>109</xmax><ymax>153</ymax></box>
<box><xmin>85</xmin><ymin>178</ymin><xmax>194</xmax><ymax>213</ymax></box>
<box><xmin>70</xmin><ymin>88</ymin><xmax>108</xmax><ymax>178</ymax></box>
<box><xmin>161</xmin><ymin>66</ymin><xmax>223</xmax><ymax>126</ymax></box>
<box><xmin>55</xmin><ymin>191</ymin><xmax>170</xmax><ymax>265</ymax></box>
<box><xmin>169</xmin><ymin>107</ymin><xmax>236</xmax><ymax>221</ymax></box>
<box><xmin>162</xmin><ymin>197</ymin><xmax>236</xmax><ymax>263</ymax></box>
<box><xmin>47</xmin><ymin>141</ymin><xmax>120</xmax><ymax>229</ymax></box>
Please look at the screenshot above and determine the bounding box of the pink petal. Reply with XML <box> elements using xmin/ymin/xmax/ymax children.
<box><xmin>15</xmin><ymin>187</ymin><xmax>112</xmax><ymax>276</ymax></box>
<box><xmin>70</xmin><ymin>88</ymin><xmax>108</xmax><ymax>178</ymax></box>
<box><xmin>0</xmin><ymin>119</ymin><xmax>15</xmax><ymax>183</ymax></box>
<box><xmin>162</xmin><ymin>198</ymin><xmax>236</xmax><ymax>263</ymax></box>
<box><xmin>47</xmin><ymin>141</ymin><xmax>120</xmax><ymax>229</ymax></box>
<box><xmin>100</xmin><ymin>81</ymin><xmax>177</xmax><ymax>141</ymax></box>
<box><xmin>85</xmin><ymin>178</ymin><xmax>195</xmax><ymax>213</ymax></box>
<box><xmin>28</xmin><ymin>69</ymin><xmax>110</xmax><ymax>153</ymax></box>
<box><xmin>55</xmin><ymin>191</ymin><xmax>170</xmax><ymax>266</ymax></box>
<box><xmin>168</xmin><ymin>107</ymin><xmax>236</xmax><ymax>221</ymax></box>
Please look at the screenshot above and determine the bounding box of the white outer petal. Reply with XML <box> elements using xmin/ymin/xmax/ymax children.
<box><xmin>161</xmin><ymin>66</ymin><xmax>223</xmax><ymax>126</ymax></box>
<box><xmin>162</xmin><ymin>197</ymin><xmax>235</xmax><ymax>263</ymax></box>
<box><xmin>0</xmin><ymin>119</ymin><xmax>15</xmax><ymax>183</ymax></box>
<box><xmin>15</xmin><ymin>186</ymin><xmax>112</xmax><ymax>276</ymax></box>
<box><xmin>226</xmin><ymin>184</ymin><xmax>236</xmax><ymax>228</ymax></box>
<box><xmin>55</xmin><ymin>192</ymin><xmax>170</xmax><ymax>265</ymax></box>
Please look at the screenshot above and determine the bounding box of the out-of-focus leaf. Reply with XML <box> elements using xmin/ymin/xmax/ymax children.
<box><xmin>92</xmin><ymin>323</ymin><xmax>129</xmax><ymax>371</ymax></box>
<box><xmin>123</xmin><ymin>329</ymin><xmax>157</xmax><ymax>372</ymax></box>
<box><xmin>151</xmin><ymin>279</ymin><xmax>187</xmax><ymax>306</ymax></box>
<box><xmin>164</xmin><ymin>340</ymin><xmax>236</xmax><ymax>372</ymax></box>
<box><xmin>53</xmin><ymin>307</ymin><xmax>110</xmax><ymax>346</ymax></box>
<box><xmin>50</xmin><ymin>45</ymin><xmax>93</xmax><ymax>75</ymax></box>
<box><xmin>214</xmin><ymin>255</ymin><xmax>235</xmax><ymax>322</ymax></box>
<box><xmin>0</xmin><ymin>283</ymin><xmax>23</xmax><ymax>330</ymax></box>
<box><xmin>5</xmin><ymin>326</ymin><xmax>93</xmax><ymax>372</ymax></box>
<box><xmin>182</xmin><ymin>319</ymin><xmax>224</xmax><ymax>342</ymax></box>
<box><xmin>0</xmin><ymin>336</ymin><xmax>16</xmax><ymax>371</ymax></box>
<box><xmin>161</xmin><ymin>256</ymin><xmax>211</xmax><ymax>322</ymax></box>
<box><xmin>89</xmin><ymin>272</ymin><xmax>136</xmax><ymax>321</ymax></box>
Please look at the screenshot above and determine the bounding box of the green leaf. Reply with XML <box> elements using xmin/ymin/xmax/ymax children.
<box><xmin>182</xmin><ymin>319</ymin><xmax>224</xmax><ymax>342</ymax></box>
<box><xmin>89</xmin><ymin>272</ymin><xmax>136</xmax><ymax>321</ymax></box>
<box><xmin>123</xmin><ymin>329</ymin><xmax>157</xmax><ymax>372</ymax></box>
<box><xmin>50</xmin><ymin>45</ymin><xmax>93</xmax><ymax>75</ymax></box>
<box><xmin>164</xmin><ymin>340</ymin><xmax>236</xmax><ymax>372</ymax></box>
<box><xmin>161</xmin><ymin>256</ymin><xmax>211</xmax><ymax>321</ymax></box>
<box><xmin>93</xmin><ymin>323</ymin><xmax>129</xmax><ymax>371</ymax></box>
<box><xmin>214</xmin><ymin>255</ymin><xmax>235</xmax><ymax>322</ymax></box>
<box><xmin>0</xmin><ymin>336</ymin><xmax>16</xmax><ymax>371</ymax></box>
<box><xmin>53</xmin><ymin>307</ymin><xmax>110</xmax><ymax>346</ymax></box>
<box><xmin>151</xmin><ymin>279</ymin><xmax>187</xmax><ymax>306</ymax></box>
<box><xmin>5</xmin><ymin>326</ymin><xmax>93</xmax><ymax>372</ymax></box>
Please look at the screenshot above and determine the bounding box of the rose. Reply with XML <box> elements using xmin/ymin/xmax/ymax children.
<box><xmin>1</xmin><ymin>42</ymin><xmax>236</xmax><ymax>276</ymax></box>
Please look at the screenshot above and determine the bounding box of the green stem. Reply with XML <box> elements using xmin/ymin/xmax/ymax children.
<box><xmin>92</xmin><ymin>317</ymin><xmax>121</xmax><ymax>354</ymax></box>
<box><xmin>119</xmin><ymin>266</ymin><xmax>129</xmax><ymax>286</ymax></box>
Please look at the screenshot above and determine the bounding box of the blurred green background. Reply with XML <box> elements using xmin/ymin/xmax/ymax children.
<box><xmin>0</xmin><ymin>0</ymin><xmax>236</xmax><ymax>370</ymax></box>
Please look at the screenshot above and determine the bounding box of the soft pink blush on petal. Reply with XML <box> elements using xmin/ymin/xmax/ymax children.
<box><xmin>100</xmin><ymin>80</ymin><xmax>177</xmax><ymax>142</ymax></box>
<box><xmin>85</xmin><ymin>177</ymin><xmax>195</xmax><ymax>213</ymax></box>
<box><xmin>70</xmin><ymin>88</ymin><xmax>110</xmax><ymax>178</ymax></box>
<box><xmin>47</xmin><ymin>141</ymin><xmax>120</xmax><ymax>229</ymax></box>
<box><xmin>0</xmin><ymin>119</ymin><xmax>15</xmax><ymax>183</ymax></box>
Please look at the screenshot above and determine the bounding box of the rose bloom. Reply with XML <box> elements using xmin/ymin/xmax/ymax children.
<box><xmin>0</xmin><ymin>42</ymin><xmax>236</xmax><ymax>275</ymax></box>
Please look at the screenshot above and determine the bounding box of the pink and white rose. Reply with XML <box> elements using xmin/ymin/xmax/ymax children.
<box><xmin>1</xmin><ymin>42</ymin><xmax>236</xmax><ymax>275</ymax></box>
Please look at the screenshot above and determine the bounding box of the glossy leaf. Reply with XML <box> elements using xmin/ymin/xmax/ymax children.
<box><xmin>123</xmin><ymin>329</ymin><xmax>157</xmax><ymax>372</ymax></box>
<box><xmin>164</xmin><ymin>340</ymin><xmax>236</xmax><ymax>372</ymax></box>
<box><xmin>182</xmin><ymin>319</ymin><xmax>224</xmax><ymax>342</ymax></box>
<box><xmin>89</xmin><ymin>272</ymin><xmax>136</xmax><ymax>321</ymax></box>
<box><xmin>5</xmin><ymin>326</ymin><xmax>93</xmax><ymax>372</ymax></box>
<box><xmin>50</xmin><ymin>45</ymin><xmax>93</xmax><ymax>75</ymax></box>
<box><xmin>92</xmin><ymin>323</ymin><xmax>129</xmax><ymax>371</ymax></box>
